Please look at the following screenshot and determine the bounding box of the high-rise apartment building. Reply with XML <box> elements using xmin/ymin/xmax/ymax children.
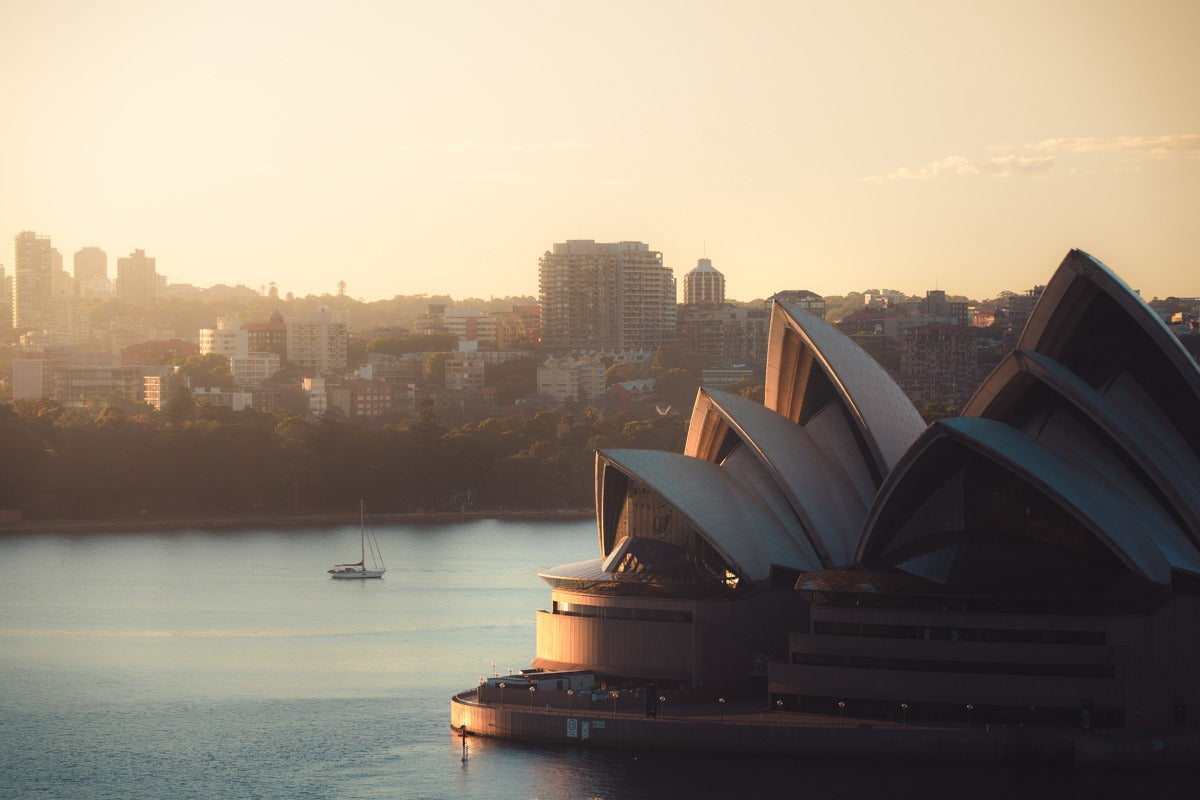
<box><xmin>1</xmin><ymin>265</ymin><xmax>10</xmax><ymax>330</ymax></box>
<box><xmin>74</xmin><ymin>247</ymin><xmax>110</xmax><ymax>298</ymax></box>
<box><xmin>287</xmin><ymin>305</ymin><xmax>348</xmax><ymax>372</ymax></box>
<box><xmin>13</xmin><ymin>231</ymin><xmax>54</xmax><ymax>332</ymax></box>
<box><xmin>116</xmin><ymin>249</ymin><xmax>159</xmax><ymax>306</ymax></box>
<box><xmin>683</xmin><ymin>258</ymin><xmax>725</xmax><ymax>305</ymax></box>
<box><xmin>539</xmin><ymin>240</ymin><xmax>676</xmax><ymax>352</ymax></box>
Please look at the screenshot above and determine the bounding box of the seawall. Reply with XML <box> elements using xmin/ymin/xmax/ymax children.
<box><xmin>450</xmin><ymin>689</ymin><xmax>1200</xmax><ymax>768</ymax></box>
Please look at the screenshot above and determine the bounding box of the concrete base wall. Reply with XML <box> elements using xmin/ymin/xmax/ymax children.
<box><xmin>451</xmin><ymin>692</ymin><xmax>1200</xmax><ymax>768</ymax></box>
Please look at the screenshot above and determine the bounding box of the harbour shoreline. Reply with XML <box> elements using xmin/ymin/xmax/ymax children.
<box><xmin>0</xmin><ymin>508</ymin><xmax>593</xmax><ymax>536</ymax></box>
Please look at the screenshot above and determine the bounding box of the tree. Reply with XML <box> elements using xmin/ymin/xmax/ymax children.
<box><xmin>486</xmin><ymin>357</ymin><xmax>538</xmax><ymax>405</ymax></box>
<box><xmin>649</xmin><ymin>345</ymin><xmax>709</xmax><ymax>378</ymax></box>
<box><xmin>180</xmin><ymin>353</ymin><xmax>235</xmax><ymax>389</ymax></box>
<box><xmin>165</xmin><ymin>386</ymin><xmax>198</xmax><ymax>425</ymax></box>
<box><xmin>655</xmin><ymin>368</ymin><xmax>701</xmax><ymax>411</ymax></box>
<box><xmin>604</xmin><ymin>361</ymin><xmax>641</xmax><ymax>387</ymax></box>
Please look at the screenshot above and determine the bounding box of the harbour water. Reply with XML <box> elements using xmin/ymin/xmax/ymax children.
<box><xmin>1</xmin><ymin>520</ymin><xmax>1195</xmax><ymax>799</ymax></box>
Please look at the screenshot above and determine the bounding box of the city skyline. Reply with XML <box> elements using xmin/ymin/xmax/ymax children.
<box><xmin>3</xmin><ymin>1</ymin><xmax>1199</xmax><ymax>302</ymax></box>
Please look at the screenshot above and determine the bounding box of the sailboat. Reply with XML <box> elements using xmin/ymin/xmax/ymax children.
<box><xmin>328</xmin><ymin>501</ymin><xmax>386</xmax><ymax>579</ymax></box>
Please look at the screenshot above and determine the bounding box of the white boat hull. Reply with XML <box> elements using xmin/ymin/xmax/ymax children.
<box><xmin>329</xmin><ymin>568</ymin><xmax>385</xmax><ymax>579</ymax></box>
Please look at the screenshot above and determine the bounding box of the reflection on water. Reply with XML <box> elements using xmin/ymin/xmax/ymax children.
<box><xmin>1</xmin><ymin>520</ymin><xmax>1196</xmax><ymax>799</ymax></box>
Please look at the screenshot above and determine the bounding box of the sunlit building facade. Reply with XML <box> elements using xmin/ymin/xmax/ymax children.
<box><xmin>539</xmin><ymin>240</ymin><xmax>676</xmax><ymax>352</ymax></box>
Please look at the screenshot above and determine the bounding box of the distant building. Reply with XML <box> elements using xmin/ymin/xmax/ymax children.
<box><xmin>230</xmin><ymin>352</ymin><xmax>281</xmax><ymax>387</ymax></box>
<box><xmin>0</xmin><ymin>265</ymin><xmax>10</xmax><ymax>330</ymax></box>
<box><xmin>48</xmin><ymin>268</ymin><xmax>87</xmax><ymax>346</ymax></box>
<box><xmin>682</xmin><ymin>258</ymin><xmax>725</xmax><ymax>305</ymax></box>
<box><xmin>342</xmin><ymin>378</ymin><xmax>395</xmax><ymax>418</ymax></box>
<box><xmin>919</xmin><ymin>289</ymin><xmax>969</xmax><ymax>325</ymax></box>
<box><xmin>539</xmin><ymin>240</ymin><xmax>676</xmax><ymax>352</ymax></box>
<box><xmin>287</xmin><ymin>306</ymin><xmax>348</xmax><ymax>372</ymax></box>
<box><xmin>192</xmin><ymin>386</ymin><xmax>252</xmax><ymax>412</ymax></box>
<box><xmin>492</xmin><ymin>304</ymin><xmax>540</xmax><ymax>348</ymax></box>
<box><xmin>412</xmin><ymin>304</ymin><xmax>447</xmax><ymax>336</ymax></box>
<box><xmin>675</xmin><ymin>304</ymin><xmax>770</xmax><ymax>367</ymax></box>
<box><xmin>899</xmin><ymin>322</ymin><xmax>978</xmax><ymax>406</ymax></box>
<box><xmin>765</xmin><ymin>290</ymin><xmax>826</xmax><ymax>320</ymax></box>
<box><xmin>107</xmin><ymin>321</ymin><xmax>175</xmax><ymax>357</ymax></box>
<box><xmin>250</xmin><ymin>383</ymin><xmax>309</xmax><ymax>415</ymax></box>
<box><xmin>74</xmin><ymin>247</ymin><xmax>110</xmax><ymax>298</ymax></box>
<box><xmin>244</xmin><ymin>311</ymin><xmax>288</xmax><ymax>360</ymax></box>
<box><xmin>143</xmin><ymin>368</ymin><xmax>187</xmax><ymax>411</ymax></box>
<box><xmin>444</xmin><ymin>352</ymin><xmax>486</xmax><ymax>394</ymax></box>
<box><xmin>443</xmin><ymin>308</ymin><xmax>496</xmax><ymax>346</ymax></box>
<box><xmin>360</xmin><ymin>352</ymin><xmax>424</xmax><ymax>385</ymax></box>
<box><xmin>199</xmin><ymin>316</ymin><xmax>249</xmax><ymax>360</ymax></box>
<box><xmin>13</xmin><ymin>231</ymin><xmax>53</xmax><ymax>332</ymax></box>
<box><xmin>537</xmin><ymin>355</ymin><xmax>607</xmax><ymax>403</ymax></box>
<box><xmin>115</xmin><ymin>249</ymin><xmax>159</xmax><ymax>306</ymax></box>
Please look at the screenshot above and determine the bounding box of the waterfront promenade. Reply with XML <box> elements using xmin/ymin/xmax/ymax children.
<box><xmin>451</xmin><ymin>688</ymin><xmax>1200</xmax><ymax>769</ymax></box>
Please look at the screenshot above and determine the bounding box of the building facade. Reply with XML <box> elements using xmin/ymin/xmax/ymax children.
<box><xmin>675</xmin><ymin>304</ymin><xmax>770</xmax><ymax>368</ymax></box>
<box><xmin>539</xmin><ymin>240</ymin><xmax>676</xmax><ymax>352</ymax></box>
<box><xmin>115</xmin><ymin>249</ymin><xmax>159</xmax><ymax>306</ymax></box>
<box><xmin>13</xmin><ymin>231</ymin><xmax>53</xmax><ymax>332</ymax></box>
<box><xmin>74</xmin><ymin>246</ymin><xmax>110</xmax><ymax>298</ymax></box>
<box><xmin>287</xmin><ymin>306</ymin><xmax>348</xmax><ymax>372</ymax></box>
<box><xmin>537</xmin><ymin>355</ymin><xmax>607</xmax><ymax>404</ymax></box>
<box><xmin>682</xmin><ymin>258</ymin><xmax>725</xmax><ymax>305</ymax></box>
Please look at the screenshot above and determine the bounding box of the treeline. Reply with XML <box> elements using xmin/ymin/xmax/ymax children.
<box><xmin>0</xmin><ymin>399</ymin><xmax>687</xmax><ymax>521</ymax></box>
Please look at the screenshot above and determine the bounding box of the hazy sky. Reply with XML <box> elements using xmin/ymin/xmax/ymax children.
<box><xmin>3</xmin><ymin>0</ymin><xmax>1198</xmax><ymax>302</ymax></box>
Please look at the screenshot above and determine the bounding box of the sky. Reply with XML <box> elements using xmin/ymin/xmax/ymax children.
<box><xmin>3</xmin><ymin>0</ymin><xmax>1199</xmax><ymax>303</ymax></box>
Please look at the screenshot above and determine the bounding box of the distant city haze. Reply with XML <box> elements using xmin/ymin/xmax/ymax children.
<box><xmin>3</xmin><ymin>1</ymin><xmax>1198</xmax><ymax>301</ymax></box>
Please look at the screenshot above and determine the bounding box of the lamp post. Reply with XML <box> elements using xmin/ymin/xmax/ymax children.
<box><xmin>659</xmin><ymin>695</ymin><xmax>668</xmax><ymax>721</ymax></box>
<box><xmin>529</xmin><ymin>685</ymin><xmax>536</xmax><ymax>710</ymax></box>
<box><xmin>966</xmin><ymin>704</ymin><xmax>974</xmax><ymax>728</ymax></box>
<box><xmin>775</xmin><ymin>698</ymin><xmax>783</xmax><ymax>725</ymax></box>
<box><xmin>718</xmin><ymin>697</ymin><xmax>726</xmax><ymax>723</ymax></box>
<box><xmin>900</xmin><ymin>702</ymin><xmax>909</xmax><ymax>727</ymax></box>
<box><xmin>837</xmin><ymin>700</ymin><xmax>845</xmax><ymax>721</ymax></box>
<box><xmin>610</xmin><ymin>690</ymin><xmax>620</xmax><ymax>718</ymax></box>
<box><xmin>498</xmin><ymin>682</ymin><xmax>506</xmax><ymax>709</ymax></box>
<box><xmin>567</xmin><ymin>689</ymin><xmax>575</xmax><ymax>714</ymax></box>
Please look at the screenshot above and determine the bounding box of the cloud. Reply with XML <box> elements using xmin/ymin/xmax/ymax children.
<box><xmin>873</xmin><ymin>154</ymin><xmax>1054</xmax><ymax>182</ymax></box>
<box><xmin>1020</xmin><ymin>134</ymin><xmax>1200</xmax><ymax>158</ymax></box>
<box><xmin>870</xmin><ymin>133</ymin><xmax>1199</xmax><ymax>182</ymax></box>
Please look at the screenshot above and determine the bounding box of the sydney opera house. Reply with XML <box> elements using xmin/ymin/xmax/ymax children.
<box><xmin>530</xmin><ymin>250</ymin><xmax>1200</xmax><ymax>731</ymax></box>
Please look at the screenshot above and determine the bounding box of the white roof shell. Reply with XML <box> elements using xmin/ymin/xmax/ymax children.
<box><xmin>595</xmin><ymin>449</ymin><xmax>816</xmax><ymax>582</ymax></box>
<box><xmin>685</xmin><ymin>388</ymin><xmax>868</xmax><ymax>567</ymax></box>
<box><xmin>765</xmin><ymin>301</ymin><xmax>925</xmax><ymax>480</ymax></box>
<box><xmin>859</xmin><ymin>417</ymin><xmax>1176</xmax><ymax>586</ymax></box>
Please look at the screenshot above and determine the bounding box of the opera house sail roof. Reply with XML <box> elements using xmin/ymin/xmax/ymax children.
<box><xmin>540</xmin><ymin>248</ymin><xmax>1200</xmax><ymax>601</ymax></box>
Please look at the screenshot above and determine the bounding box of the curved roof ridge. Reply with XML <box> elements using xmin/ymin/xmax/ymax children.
<box><xmin>965</xmin><ymin>348</ymin><xmax>1200</xmax><ymax>549</ymax></box>
<box><xmin>596</xmin><ymin>449</ymin><xmax>815</xmax><ymax>581</ymax></box>
<box><xmin>689</xmin><ymin>388</ymin><xmax>869</xmax><ymax>567</ymax></box>
<box><xmin>858</xmin><ymin>417</ymin><xmax>1173</xmax><ymax>586</ymax></box>
<box><xmin>1021</xmin><ymin>249</ymin><xmax>1200</xmax><ymax>439</ymax></box>
<box><xmin>767</xmin><ymin>301</ymin><xmax>926</xmax><ymax>476</ymax></box>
